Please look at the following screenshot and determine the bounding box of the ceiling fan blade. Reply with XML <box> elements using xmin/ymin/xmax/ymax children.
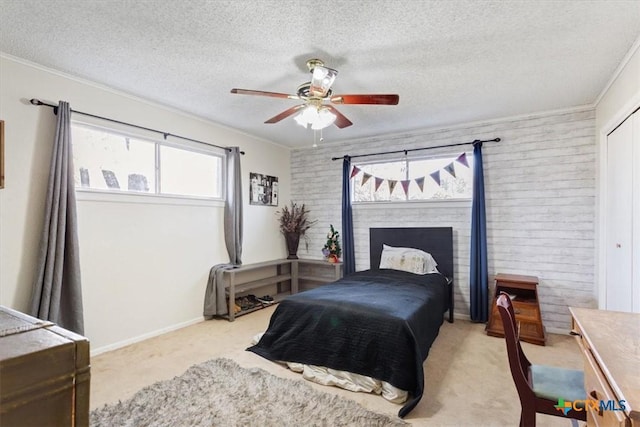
<box><xmin>330</xmin><ymin>94</ymin><xmax>399</xmax><ymax>105</ymax></box>
<box><xmin>231</xmin><ymin>88</ymin><xmax>299</xmax><ymax>100</ymax></box>
<box><xmin>326</xmin><ymin>106</ymin><xmax>353</xmax><ymax>128</ymax></box>
<box><xmin>264</xmin><ymin>104</ymin><xmax>306</xmax><ymax>124</ymax></box>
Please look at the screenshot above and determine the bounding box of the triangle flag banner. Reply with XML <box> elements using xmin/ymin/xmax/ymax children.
<box><xmin>444</xmin><ymin>162</ymin><xmax>456</xmax><ymax>178</ymax></box>
<box><xmin>415</xmin><ymin>176</ymin><xmax>425</xmax><ymax>192</ymax></box>
<box><xmin>401</xmin><ymin>180</ymin><xmax>411</xmax><ymax>196</ymax></box>
<box><xmin>374</xmin><ymin>177</ymin><xmax>384</xmax><ymax>192</ymax></box>
<box><xmin>456</xmin><ymin>152</ymin><xmax>469</xmax><ymax>168</ymax></box>
<box><xmin>361</xmin><ymin>172</ymin><xmax>372</xmax><ymax>186</ymax></box>
<box><xmin>350</xmin><ymin>166</ymin><xmax>361</xmax><ymax>178</ymax></box>
<box><xmin>430</xmin><ymin>170</ymin><xmax>441</xmax><ymax>186</ymax></box>
<box><xmin>388</xmin><ymin>180</ymin><xmax>398</xmax><ymax>194</ymax></box>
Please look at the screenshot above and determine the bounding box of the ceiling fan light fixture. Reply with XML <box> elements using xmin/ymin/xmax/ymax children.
<box><xmin>300</xmin><ymin>105</ymin><xmax>318</xmax><ymax>126</ymax></box>
<box><xmin>312</xmin><ymin>106</ymin><xmax>336</xmax><ymax>130</ymax></box>
<box><xmin>310</xmin><ymin>65</ymin><xmax>337</xmax><ymax>97</ymax></box>
<box><xmin>294</xmin><ymin>105</ymin><xmax>336</xmax><ymax>130</ymax></box>
<box><xmin>294</xmin><ymin>109</ymin><xmax>310</xmax><ymax>127</ymax></box>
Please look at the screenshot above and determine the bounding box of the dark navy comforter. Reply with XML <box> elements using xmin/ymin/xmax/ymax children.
<box><xmin>247</xmin><ymin>268</ymin><xmax>448</xmax><ymax>418</ymax></box>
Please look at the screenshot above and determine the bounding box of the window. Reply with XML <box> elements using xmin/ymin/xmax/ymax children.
<box><xmin>71</xmin><ymin>123</ymin><xmax>224</xmax><ymax>199</ymax></box>
<box><xmin>352</xmin><ymin>154</ymin><xmax>473</xmax><ymax>202</ymax></box>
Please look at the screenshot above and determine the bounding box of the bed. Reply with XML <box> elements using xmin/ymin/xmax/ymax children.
<box><xmin>247</xmin><ymin>227</ymin><xmax>454</xmax><ymax>418</ymax></box>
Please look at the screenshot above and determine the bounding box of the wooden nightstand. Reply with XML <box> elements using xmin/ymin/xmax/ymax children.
<box><xmin>486</xmin><ymin>273</ymin><xmax>546</xmax><ymax>346</ymax></box>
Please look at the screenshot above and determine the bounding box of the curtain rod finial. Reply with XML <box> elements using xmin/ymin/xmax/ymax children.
<box><xmin>30</xmin><ymin>98</ymin><xmax>42</xmax><ymax>105</ymax></box>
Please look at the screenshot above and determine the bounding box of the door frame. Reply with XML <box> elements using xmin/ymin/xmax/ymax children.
<box><xmin>597</xmin><ymin>91</ymin><xmax>640</xmax><ymax>310</ymax></box>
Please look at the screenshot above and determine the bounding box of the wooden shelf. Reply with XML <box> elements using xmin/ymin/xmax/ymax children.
<box><xmin>219</xmin><ymin>259</ymin><xmax>343</xmax><ymax>321</ymax></box>
<box><xmin>231</xmin><ymin>273</ymin><xmax>292</xmax><ymax>295</ymax></box>
<box><xmin>299</xmin><ymin>275</ymin><xmax>332</xmax><ymax>282</ymax></box>
<box><xmin>220</xmin><ymin>292</ymin><xmax>290</xmax><ymax>320</ymax></box>
<box><xmin>297</xmin><ymin>259</ymin><xmax>343</xmax><ymax>291</ymax></box>
<box><xmin>221</xmin><ymin>259</ymin><xmax>295</xmax><ymax>321</ymax></box>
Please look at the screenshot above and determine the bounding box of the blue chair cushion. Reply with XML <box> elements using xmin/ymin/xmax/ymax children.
<box><xmin>531</xmin><ymin>364</ymin><xmax>587</xmax><ymax>402</ymax></box>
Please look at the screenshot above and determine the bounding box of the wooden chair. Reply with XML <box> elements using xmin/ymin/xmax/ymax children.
<box><xmin>496</xmin><ymin>292</ymin><xmax>587</xmax><ymax>427</ymax></box>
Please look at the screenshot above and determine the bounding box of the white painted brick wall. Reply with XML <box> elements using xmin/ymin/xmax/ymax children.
<box><xmin>290</xmin><ymin>108</ymin><xmax>596</xmax><ymax>331</ymax></box>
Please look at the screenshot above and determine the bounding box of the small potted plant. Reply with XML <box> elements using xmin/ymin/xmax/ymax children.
<box><xmin>276</xmin><ymin>201</ymin><xmax>317</xmax><ymax>259</ymax></box>
<box><xmin>323</xmin><ymin>224</ymin><xmax>342</xmax><ymax>263</ymax></box>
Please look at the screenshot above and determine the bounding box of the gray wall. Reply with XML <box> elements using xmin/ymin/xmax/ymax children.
<box><xmin>291</xmin><ymin>108</ymin><xmax>596</xmax><ymax>331</ymax></box>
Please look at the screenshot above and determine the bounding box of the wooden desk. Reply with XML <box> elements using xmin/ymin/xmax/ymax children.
<box><xmin>570</xmin><ymin>307</ymin><xmax>640</xmax><ymax>427</ymax></box>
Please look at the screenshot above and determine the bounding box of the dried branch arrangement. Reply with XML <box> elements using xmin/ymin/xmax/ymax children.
<box><xmin>276</xmin><ymin>201</ymin><xmax>317</xmax><ymax>234</ymax></box>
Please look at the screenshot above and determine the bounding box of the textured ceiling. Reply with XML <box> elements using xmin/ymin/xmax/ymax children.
<box><xmin>1</xmin><ymin>0</ymin><xmax>639</xmax><ymax>148</ymax></box>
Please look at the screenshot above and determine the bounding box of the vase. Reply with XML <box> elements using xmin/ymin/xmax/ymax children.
<box><xmin>328</xmin><ymin>254</ymin><xmax>339</xmax><ymax>263</ymax></box>
<box><xmin>284</xmin><ymin>232</ymin><xmax>300</xmax><ymax>259</ymax></box>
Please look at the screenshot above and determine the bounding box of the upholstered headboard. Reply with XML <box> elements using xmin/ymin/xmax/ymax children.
<box><xmin>369</xmin><ymin>227</ymin><xmax>454</xmax><ymax>281</ymax></box>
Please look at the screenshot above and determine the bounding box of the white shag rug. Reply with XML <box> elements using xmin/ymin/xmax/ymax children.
<box><xmin>90</xmin><ymin>358</ymin><xmax>408</xmax><ymax>427</ymax></box>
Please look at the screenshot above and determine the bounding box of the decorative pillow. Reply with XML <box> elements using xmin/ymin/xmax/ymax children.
<box><xmin>379</xmin><ymin>244</ymin><xmax>438</xmax><ymax>275</ymax></box>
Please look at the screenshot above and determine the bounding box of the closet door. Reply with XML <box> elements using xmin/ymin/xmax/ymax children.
<box><xmin>605</xmin><ymin>112</ymin><xmax>634</xmax><ymax>312</ymax></box>
<box><xmin>634</xmin><ymin>111</ymin><xmax>640</xmax><ymax>313</ymax></box>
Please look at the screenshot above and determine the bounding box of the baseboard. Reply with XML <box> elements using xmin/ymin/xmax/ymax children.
<box><xmin>89</xmin><ymin>314</ymin><xmax>570</xmax><ymax>357</ymax></box>
<box><xmin>90</xmin><ymin>316</ymin><xmax>204</xmax><ymax>357</ymax></box>
<box><xmin>545</xmin><ymin>326</ymin><xmax>571</xmax><ymax>335</ymax></box>
<box><xmin>452</xmin><ymin>312</ymin><xmax>471</xmax><ymax>321</ymax></box>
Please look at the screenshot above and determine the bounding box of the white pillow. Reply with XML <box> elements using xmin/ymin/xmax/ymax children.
<box><xmin>379</xmin><ymin>244</ymin><xmax>438</xmax><ymax>275</ymax></box>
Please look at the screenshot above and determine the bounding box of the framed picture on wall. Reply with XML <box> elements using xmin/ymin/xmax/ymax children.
<box><xmin>249</xmin><ymin>172</ymin><xmax>278</xmax><ymax>206</ymax></box>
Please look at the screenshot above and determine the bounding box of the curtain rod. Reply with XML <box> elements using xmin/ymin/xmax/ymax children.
<box><xmin>29</xmin><ymin>99</ymin><xmax>244</xmax><ymax>154</ymax></box>
<box><xmin>331</xmin><ymin>137</ymin><xmax>500</xmax><ymax>161</ymax></box>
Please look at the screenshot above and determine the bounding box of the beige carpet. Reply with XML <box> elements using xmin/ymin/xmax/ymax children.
<box><xmin>90</xmin><ymin>306</ymin><xmax>582</xmax><ymax>426</ymax></box>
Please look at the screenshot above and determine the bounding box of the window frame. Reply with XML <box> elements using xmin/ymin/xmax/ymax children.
<box><xmin>71</xmin><ymin>121</ymin><xmax>226</xmax><ymax>203</ymax></box>
<box><xmin>351</xmin><ymin>152</ymin><xmax>474</xmax><ymax>204</ymax></box>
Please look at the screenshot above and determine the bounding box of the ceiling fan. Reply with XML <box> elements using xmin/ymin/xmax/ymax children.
<box><xmin>230</xmin><ymin>59</ymin><xmax>399</xmax><ymax>130</ymax></box>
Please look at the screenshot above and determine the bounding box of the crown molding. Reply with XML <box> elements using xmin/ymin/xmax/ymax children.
<box><xmin>594</xmin><ymin>34</ymin><xmax>640</xmax><ymax>107</ymax></box>
<box><xmin>0</xmin><ymin>52</ymin><xmax>289</xmax><ymax>150</ymax></box>
<box><xmin>303</xmin><ymin>104</ymin><xmax>595</xmax><ymax>150</ymax></box>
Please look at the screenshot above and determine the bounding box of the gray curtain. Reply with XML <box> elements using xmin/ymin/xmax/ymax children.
<box><xmin>30</xmin><ymin>101</ymin><xmax>84</xmax><ymax>335</ymax></box>
<box><xmin>224</xmin><ymin>147</ymin><xmax>243</xmax><ymax>265</ymax></box>
<box><xmin>203</xmin><ymin>147</ymin><xmax>243</xmax><ymax>317</ymax></box>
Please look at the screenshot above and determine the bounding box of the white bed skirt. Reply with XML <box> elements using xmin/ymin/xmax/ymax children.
<box><xmin>252</xmin><ymin>333</ymin><xmax>408</xmax><ymax>404</ymax></box>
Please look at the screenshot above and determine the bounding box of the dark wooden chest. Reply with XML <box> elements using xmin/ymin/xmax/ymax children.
<box><xmin>0</xmin><ymin>306</ymin><xmax>90</xmax><ymax>426</ymax></box>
